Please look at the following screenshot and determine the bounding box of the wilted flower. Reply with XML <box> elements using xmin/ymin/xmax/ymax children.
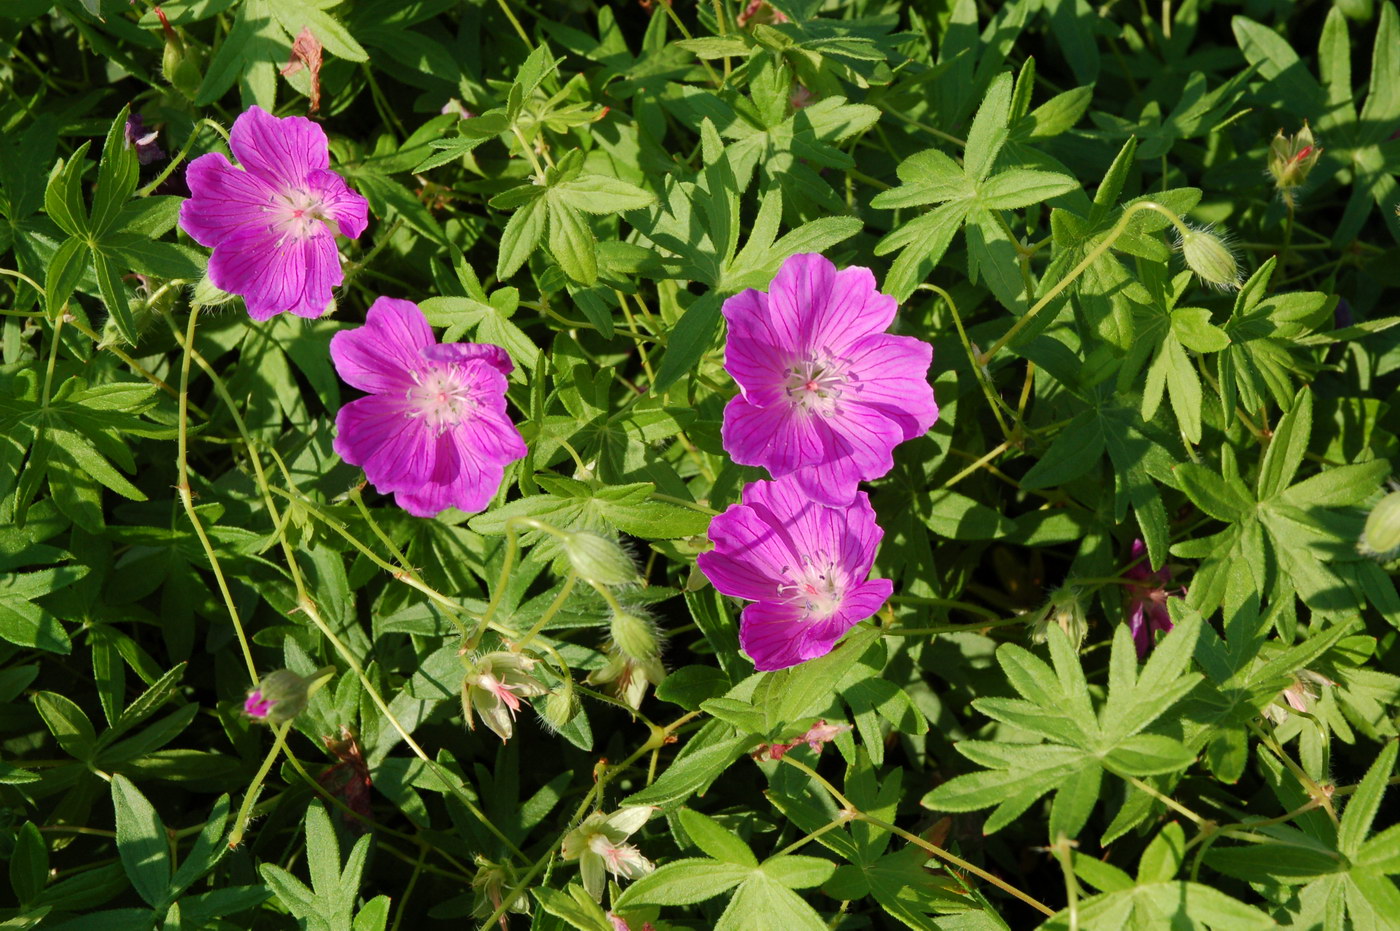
<box><xmin>123</xmin><ymin>113</ymin><xmax>164</xmax><ymax>165</ymax></box>
<box><xmin>317</xmin><ymin>727</ymin><xmax>372</xmax><ymax>827</ymax></box>
<box><xmin>562</xmin><ymin>807</ymin><xmax>656</xmax><ymax>901</ymax></box>
<box><xmin>471</xmin><ymin>857</ymin><xmax>530</xmax><ymax>928</ymax></box>
<box><xmin>330</xmin><ymin>297</ymin><xmax>527</xmax><ymax>517</ymax></box>
<box><xmin>790</xmin><ymin>85</ymin><xmax>816</xmax><ymax>110</ymax></box>
<box><xmin>721</xmin><ymin>253</ymin><xmax>937</xmax><ymax>505</ymax></box>
<box><xmin>280</xmin><ymin>26</ymin><xmax>324</xmax><ymax>114</ymax></box>
<box><xmin>441</xmin><ymin>98</ymin><xmax>476</xmax><ymax>120</ymax></box>
<box><xmin>587</xmin><ymin>608</ymin><xmax>666</xmax><ymax>710</ymax></box>
<box><xmin>461</xmin><ymin>651</ymin><xmax>548</xmax><ymax>742</ymax></box>
<box><xmin>1264</xmin><ymin>668</ymin><xmax>1337</xmax><ymax>725</ymax></box>
<box><xmin>1175</xmin><ymin>224</ymin><xmax>1241</xmax><ymax>290</ymax></box>
<box><xmin>1123</xmin><ymin>539</ymin><xmax>1181</xmax><ymax>658</ymax></box>
<box><xmin>1359</xmin><ymin>490</ymin><xmax>1400</xmax><ymax>560</ymax></box>
<box><xmin>179</xmin><ymin>106</ymin><xmax>369</xmax><ymax>320</ymax></box>
<box><xmin>1269</xmin><ymin>122</ymin><xmax>1322</xmax><ymax>207</ymax></box>
<box><xmin>697</xmin><ymin>475</ymin><xmax>893</xmax><ymax>671</ymax></box>
<box><xmin>243</xmin><ymin>668</ymin><xmax>317</xmax><ymax>724</ymax></box>
<box><xmin>755</xmin><ymin>719</ymin><xmax>853</xmax><ymax>760</ymax></box>
<box><xmin>1027</xmin><ymin>586</ymin><xmax>1089</xmax><ymax>649</ymax></box>
<box><xmin>588</xmin><ymin>650</ymin><xmax>666</xmax><ymax>711</ymax></box>
<box><xmin>737</xmin><ymin>0</ymin><xmax>790</xmax><ymax>26</ymax></box>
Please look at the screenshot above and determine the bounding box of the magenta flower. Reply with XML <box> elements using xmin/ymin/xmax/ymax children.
<box><xmin>720</xmin><ymin>253</ymin><xmax>937</xmax><ymax>505</ymax></box>
<box><xmin>1124</xmin><ymin>539</ymin><xmax>1180</xmax><ymax>658</ymax></box>
<box><xmin>330</xmin><ymin>297</ymin><xmax>527</xmax><ymax>517</ymax></box>
<box><xmin>696</xmin><ymin>475</ymin><xmax>892</xmax><ymax>671</ymax></box>
<box><xmin>179</xmin><ymin>106</ymin><xmax>369</xmax><ymax>320</ymax></box>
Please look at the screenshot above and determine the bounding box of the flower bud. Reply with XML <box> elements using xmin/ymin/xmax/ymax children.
<box><xmin>1360</xmin><ymin>490</ymin><xmax>1400</xmax><ymax>560</ymax></box>
<box><xmin>610</xmin><ymin>608</ymin><xmax>659</xmax><ymax>664</ymax></box>
<box><xmin>541</xmin><ymin>675</ymin><xmax>581</xmax><ymax>731</ymax></box>
<box><xmin>1269</xmin><ymin>123</ymin><xmax>1322</xmax><ymax>206</ymax></box>
<box><xmin>561</xmin><ymin>531</ymin><xmax>637</xmax><ymax>587</ymax></box>
<box><xmin>155</xmin><ymin>8</ymin><xmax>202</xmax><ymax>101</ymax></box>
<box><xmin>1176</xmin><ymin>224</ymin><xmax>1241</xmax><ymax>291</ymax></box>
<box><xmin>244</xmin><ymin>668</ymin><xmax>315</xmax><ymax>724</ymax></box>
<box><xmin>1028</xmin><ymin>586</ymin><xmax>1089</xmax><ymax>649</ymax></box>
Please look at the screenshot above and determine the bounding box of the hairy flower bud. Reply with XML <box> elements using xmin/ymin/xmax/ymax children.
<box><xmin>1269</xmin><ymin>123</ymin><xmax>1322</xmax><ymax>206</ymax></box>
<box><xmin>1360</xmin><ymin>490</ymin><xmax>1400</xmax><ymax>560</ymax></box>
<box><xmin>244</xmin><ymin>668</ymin><xmax>316</xmax><ymax>724</ymax></box>
<box><xmin>541</xmin><ymin>675</ymin><xmax>581</xmax><ymax>731</ymax></box>
<box><xmin>1028</xmin><ymin>586</ymin><xmax>1089</xmax><ymax>649</ymax></box>
<box><xmin>1176</xmin><ymin>224</ymin><xmax>1241</xmax><ymax>290</ymax></box>
<box><xmin>561</xmin><ymin>531</ymin><xmax>637</xmax><ymax>586</ymax></box>
<box><xmin>610</xmin><ymin>608</ymin><xmax>659</xmax><ymax>664</ymax></box>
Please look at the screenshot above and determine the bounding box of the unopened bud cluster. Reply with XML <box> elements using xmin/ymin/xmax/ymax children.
<box><xmin>1268</xmin><ymin>123</ymin><xmax>1322</xmax><ymax>207</ymax></box>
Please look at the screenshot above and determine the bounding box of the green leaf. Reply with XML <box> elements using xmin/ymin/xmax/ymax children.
<box><xmin>678</xmin><ymin>809</ymin><xmax>757</xmax><ymax>866</ymax></box>
<box><xmin>44</xmin><ymin>142</ymin><xmax>92</xmax><ymax>237</ymax></box>
<box><xmin>1338</xmin><ymin>740</ymin><xmax>1398</xmax><ymax>857</ymax></box>
<box><xmin>33</xmin><ymin>691</ymin><xmax>96</xmax><ymax>760</ymax></box>
<box><xmin>93</xmin><ymin>250</ymin><xmax>139</xmax><ymax>346</ymax></box>
<box><xmin>10</xmin><ymin>822</ymin><xmax>48</xmax><ymax>905</ymax></box>
<box><xmin>111</xmin><ymin>774</ymin><xmax>172</xmax><ymax>909</ymax></box>
<box><xmin>623</xmin><ymin>729</ymin><xmax>760</xmax><ymax>808</ymax></box>
<box><xmin>760</xmin><ymin>855</ymin><xmax>835</xmax><ymax>890</ymax></box>
<box><xmin>963</xmin><ymin>72</ymin><xmax>1012</xmax><ymax>181</ymax></box>
<box><xmin>496</xmin><ymin>192</ymin><xmax>547</xmax><ymax>281</ymax></box>
<box><xmin>614</xmin><ymin>858</ymin><xmax>752</xmax><ymax>907</ymax></box>
<box><xmin>553</xmin><ymin>174</ymin><xmax>656</xmax><ymax>213</ymax></box>
<box><xmin>979</xmin><ymin>168</ymin><xmax>1078</xmax><ymax>210</ymax></box>
<box><xmin>546</xmin><ymin>199</ymin><xmax>597</xmax><ymax>284</ymax></box>
<box><xmin>1257</xmin><ymin>387</ymin><xmax>1312</xmax><ymax>499</ymax></box>
<box><xmin>652</xmin><ymin>292</ymin><xmax>721</xmax><ymax>393</ymax></box>
<box><xmin>45</xmin><ymin>236</ymin><xmax>87</xmax><ymax>318</ymax></box>
<box><xmin>91</xmin><ymin>105</ymin><xmax>137</xmax><ymax>235</ymax></box>
<box><xmin>1175</xmin><ymin>463</ymin><xmax>1252</xmax><ymax>522</ymax></box>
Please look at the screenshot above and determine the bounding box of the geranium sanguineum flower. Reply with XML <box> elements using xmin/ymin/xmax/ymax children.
<box><xmin>697</xmin><ymin>475</ymin><xmax>892</xmax><ymax>671</ymax></box>
<box><xmin>330</xmin><ymin>297</ymin><xmax>527</xmax><ymax>517</ymax></box>
<box><xmin>179</xmin><ymin>106</ymin><xmax>368</xmax><ymax>320</ymax></box>
<box><xmin>1124</xmin><ymin>539</ymin><xmax>1180</xmax><ymax>658</ymax></box>
<box><xmin>721</xmin><ymin>253</ymin><xmax>936</xmax><ymax>505</ymax></box>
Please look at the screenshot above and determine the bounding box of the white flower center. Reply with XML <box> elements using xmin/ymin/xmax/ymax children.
<box><xmin>406</xmin><ymin>367</ymin><xmax>476</xmax><ymax>432</ymax></box>
<box><xmin>783</xmin><ymin>358</ymin><xmax>847</xmax><ymax>416</ymax></box>
<box><xmin>268</xmin><ymin>188</ymin><xmax>329</xmax><ymax>243</ymax></box>
<box><xmin>777</xmin><ymin>555</ymin><xmax>847</xmax><ymax>621</ymax></box>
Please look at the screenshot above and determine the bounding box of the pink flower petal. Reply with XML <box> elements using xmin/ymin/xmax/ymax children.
<box><xmin>229</xmin><ymin>106</ymin><xmax>329</xmax><ymax>184</ymax></box>
<box><xmin>307</xmin><ymin>167</ymin><xmax>369</xmax><ymax>239</ymax></box>
<box><xmin>424</xmin><ymin>342</ymin><xmax>514</xmax><ymax>377</ymax></box>
<box><xmin>333</xmin><ymin>394</ymin><xmax>435</xmax><ymax>494</ymax></box>
<box><xmin>330</xmin><ymin>297</ymin><xmax>434</xmax><ymax>394</ymax></box>
<box><xmin>179</xmin><ymin>153</ymin><xmax>278</xmax><ymax>247</ymax></box>
<box><xmin>766</xmin><ymin>253</ymin><xmax>897</xmax><ymax>355</ymax></box>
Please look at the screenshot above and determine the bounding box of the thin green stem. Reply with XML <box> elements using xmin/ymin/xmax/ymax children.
<box><xmin>779</xmin><ymin>755</ymin><xmax>1056</xmax><ymax>917</ymax></box>
<box><xmin>172</xmin><ymin>312</ymin><xmax>259</xmax><ymax>684</ymax></box>
<box><xmin>228</xmin><ymin>722</ymin><xmax>290</xmax><ymax>848</ymax></box>
<box><xmin>495</xmin><ymin>0</ymin><xmax>533</xmax><ymax>48</ymax></box>
<box><xmin>513</xmin><ymin>572</ymin><xmax>577</xmax><ymax>650</ymax></box>
<box><xmin>980</xmin><ymin>201</ymin><xmax>1190</xmax><ymax>366</ymax></box>
<box><xmin>138</xmin><ymin>118</ymin><xmax>229</xmax><ymax>197</ymax></box>
<box><xmin>919</xmin><ymin>283</ymin><xmax>1014</xmax><ymax>442</ymax></box>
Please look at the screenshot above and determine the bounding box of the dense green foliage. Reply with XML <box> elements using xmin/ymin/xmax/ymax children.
<box><xmin>2</xmin><ymin>1</ymin><xmax>1400</xmax><ymax>928</ymax></box>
